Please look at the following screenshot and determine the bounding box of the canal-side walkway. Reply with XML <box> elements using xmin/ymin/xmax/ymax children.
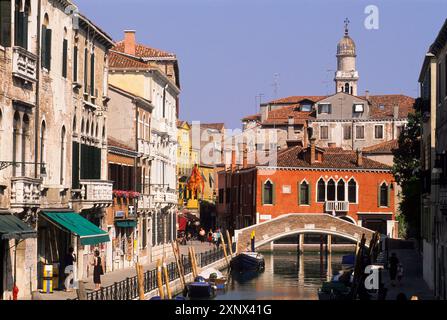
<box><xmin>33</xmin><ymin>241</ymin><xmax>218</xmax><ymax>300</ymax></box>
<box><xmin>383</xmin><ymin>248</ymin><xmax>434</xmax><ymax>300</ymax></box>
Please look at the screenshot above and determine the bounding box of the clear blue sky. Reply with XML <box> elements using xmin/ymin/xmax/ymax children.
<box><xmin>75</xmin><ymin>0</ymin><xmax>446</xmax><ymax>129</ymax></box>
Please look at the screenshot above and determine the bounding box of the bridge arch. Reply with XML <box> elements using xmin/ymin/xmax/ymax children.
<box><xmin>235</xmin><ymin>213</ymin><xmax>375</xmax><ymax>253</ymax></box>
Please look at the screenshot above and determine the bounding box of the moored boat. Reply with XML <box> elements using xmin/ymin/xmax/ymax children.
<box><xmin>230</xmin><ymin>252</ymin><xmax>265</xmax><ymax>272</ymax></box>
<box><xmin>199</xmin><ymin>268</ymin><xmax>227</xmax><ymax>290</ymax></box>
<box><xmin>185</xmin><ymin>276</ymin><xmax>216</xmax><ymax>299</ymax></box>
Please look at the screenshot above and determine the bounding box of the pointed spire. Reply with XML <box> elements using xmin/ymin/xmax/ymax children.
<box><xmin>344</xmin><ymin>17</ymin><xmax>350</xmax><ymax>36</ymax></box>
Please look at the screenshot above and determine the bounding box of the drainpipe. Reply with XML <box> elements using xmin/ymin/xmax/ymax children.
<box><xmin>34</xmin><ymin>0</ymin><xmax>42</xmax><ymax>179</ymax></box>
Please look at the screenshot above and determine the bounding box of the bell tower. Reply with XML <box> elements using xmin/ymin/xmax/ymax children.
<box><xmin>335</xmin><ymin>18</ymin><xmax>359</xmax><ymax>96</ymax></box>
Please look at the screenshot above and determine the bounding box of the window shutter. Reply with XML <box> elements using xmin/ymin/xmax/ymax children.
<box><xmin>21</xmin><ymin>11</ymin><xmax>28</xmax><ymax>49</ymax></box>
<box><xmin>272</xmin><ymin>183</ymin><xmax>276</xmax><ymax>205</ymax></box>
<box><xmin>297</xmin><ymin>182</ymin><xmax>300</xmax><ymax>204</ymax></box>
<box><xmin>0</xmin><ymin>0</ymin><xmax>12</xmax><ymax>47</ymax></box>
<box><xmin>62</xmin><ymin>39</ymin><xmax>68</xmax><ymax>77</ymax></box>
<box><xmin>308</xmin><ymin>183</ymin><xmax>311</xmax><ymax>205</ymax></box>
<box><xmin>45</xmin><ymin>28</ymin><xmax>52</xmax><ymax>70</ymax></box>
<box><xmin>41</xmin><ymin>25</ymin><xmax>46</xmax><ymax>68</ymax></box>
<box><xmin>377</xmin><ymin>184</ymin><xmax>381</xmax><ymax>207</ymax></box>
<box><xmin>73</xmin><ymin>46</ymin><xmax>78</xmax><ymax>82</ymax></box>
<box><xmin>261</xmin><ymin>181</ymin><xmax>264</xmax><ymax>205</ymax></box>
<box><xmin>387</xmin><ymin>185</ymin><xmax>391</xmax><ymax>208</ymax></box>
<box><xmin>90</xmin><ymin>53</ymin><xmax>95</xmax><ymax>96</ymax></box>
<box><xmin>84</xmin><ymin>48</ymin><xmax>88</xmax><ymax>92</ymax></box>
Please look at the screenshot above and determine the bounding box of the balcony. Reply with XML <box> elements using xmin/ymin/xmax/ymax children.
<box><xmin>137</xmin><ymin>139</ymin><xmax>153</xmax><ymax>158</ymax></box>
<box><xmin>10</xmin><ymin>177</ymin><xmax>42</xmax><ymax>208</ymax></box>
<box><xmin>150</xmin><ymin>185</ymin><xmax>177</xmax><ymax>205</ymax></box>
<box><xmin>138</xmin><ymin>194</ymin><xmax>152</xmax><ymax>210</ymax></box>
<box><xmin>71</xmin><ymin>179</ymin><xmax>113</xmax><ymax>210</ymax></box>
<box><xmin>12</xmin><ymin>46</ymin><xmax>37</xmax><ymax>82</ymax></box>
<box><xmin>325</xmin><ymin>201</ymin><xmax>349</xmax><ymax>213</ymax></box>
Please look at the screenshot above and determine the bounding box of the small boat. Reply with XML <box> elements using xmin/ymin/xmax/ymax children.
<box><xmin>185</xmin><ymin>276</ymin><xmax>216</xmax><ymax>299</ymax></box>
<box><xmin>199</xmin><ymin>268</ymin><xmax>227</xmax><ymax>290</ymax></box>
<box><xmin>230</xmin><ymin>252</ymin><xmax>265</xmax><ymax>272</ymax></box>
<box><xmin>318</xmin><ymin>281</ymin><xmax>351</xmax><ymax>300</ymax></box>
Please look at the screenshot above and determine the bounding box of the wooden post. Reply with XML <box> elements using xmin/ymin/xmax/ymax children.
<box><xmin>327</xmin><ymin>234</ymin><xmax>332</xmax><ymax>254</ymax></box>
<box><xmin>136</xmin><ymin>263</ymin><xmax>145</xmax><ymax>300</ymax></box>
<box><xmin>298</xmin><ymin>234</ymin><xmax>304</xmax><ymax>255</ymax></box>
<box><xmin>191</xmin><ymin>247</ymin><xmax>200</xmax><ymax>275</ymax></box>
<box><xmin>226</xmin><ymin>230</ymin><xmax>234</xmax><ymax>256</ymax></box>
<box><xmin>220</xmin><ymin>234</ymin><xmax>230</xmax><ymax>268</ymax></box>
<box><xmin>162</xmin><ymin>257</ymin><xmax>172</xmax><ymax>299</ymax></box>
<box><xmin>156</xmin><ymin>259</ymin><xmax>165</xmax><ymax>299</ymax></box>
<box><xmin>172</xmin><ymin>242</ymin><xmax>185</xmax><ymax>289</ymax></box>
<box><xmin>188</xmin><ymin>247</ymin><xmax>197</xmax><ymax>278</ymax></box>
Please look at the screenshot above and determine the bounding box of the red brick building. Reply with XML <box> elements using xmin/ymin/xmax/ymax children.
<box><xmin>217</xmin><ymin>140</ymin><xmax>398</xmax><ymax>238</ymax></box>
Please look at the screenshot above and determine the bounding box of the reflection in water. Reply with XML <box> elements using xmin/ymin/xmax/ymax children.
<box><xmin>215</xmin><ymin>252</ymin><xmax>346</xmax><ymax>300</ymax></box>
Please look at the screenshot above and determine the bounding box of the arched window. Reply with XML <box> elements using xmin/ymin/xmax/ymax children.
<box><xmin>317</xmin><ymin>178</ymin><xmax>325</xmax><ymax>202</ymax></box>
<box><xmin>263</xmin><ymin>181</ymin><xmax>274</xmax><ymax>205</ymax></box>
<box><xmin>379</xmin><ymin>183</ymin><xmax>389</xmax><ymax>207</ymax></box>
<box><xmin>72</xmin><ymin>115</ymin><xmax>77</xmax><ymax>132</ymax></box>
<box><xmin>102</xmin><ymin>125</ymin><xmax>106</xmax><ymax>140</ymax></box>
<box><xmin>13</xmin><ymin>112</ymin><xmax>21</xmax><ymax>176</ymax></box>
<box><xmin>86</xmin><ymin>120</ymin><xmax>90</xmax><ymax>136</ymax></box>
<box><xmin>95</xmin><ymin>122</ymin><xmax>99</xmax><ymax>137</ymax></box>
<box><xmin>327</xmin><ymin>179</ymin><xmax>336</xmax><ymax>201</ymax></box>
<box><xmin>299</xmin><ymin>181</ymin><xmax>310</xmax><ymax>205</ymax></box>
<box><xmin>337</xmin><ymin>179</ymin><xmax>345</xmax><ymax>201</ymax></box>
<box><xmin>348</xmin><ymin>179</ymin><xmax>357</xmax><ymax>203</ymax></box>
<box><xmin>344</xmin><ymin>83</ymin><xmax>350</xmax><ymax>93</ymax></box>
<box><xmin>81</xmin><ymin>118</ymin><xmax>84</xmax><ymax>134</ymax></box>
<box><xmin>60</xmin><ymin>126</ymin><xmax>66</xmax><ymax>184</ymax></box>
<box><xmin>42</xmin><ymin>13</ymin><xmax>52</xmax><ymax>70</ymax></box>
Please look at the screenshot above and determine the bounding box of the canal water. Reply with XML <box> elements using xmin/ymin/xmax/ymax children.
<box><xmin>215</xmin><ymin>252</ymin><xmax>347</xmax><ymax>300</ymax></box>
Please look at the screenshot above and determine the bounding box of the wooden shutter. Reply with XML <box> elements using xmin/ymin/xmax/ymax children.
<box><xmin>90</xmin><ymin>53</ymin><xmax>95</xmax><ymax>96</ymax></box>
<box><xmin>62</xmin><ymin>39</ymin><xmax>68</xmax><ymax>78</ymax></box>
<box><xmin>0</xmin><ymin>0</ymin><xmax>11</xmax><ymax>47</ymax></box>
<box><xmin>72</xmin><ymin>142</ymin><xmax>79</xmax><ymax>189</ymax></box>
<box><xmin>261</xmin><ymin>181</ymin><xmax>264</xmax><ymax>205</ymax></box>
<box><xmin>73</xmin><ymin>46</ymin><xmax>78</xmax><ymax>82</ymax></box>
<box><xmin>308</xmin><ymin>183</ymin><xmax>312</xmax><ymax>205</ymax></box>
<box><xmin>21</xmin><ymin>11</ymin><xmax>28</xmax><ymax>49</ymax></box>
<box><xmin>387</xmin><ymin>184</ymin><xmax>391</xmax><ymax>208</ymax></box>
<box><xmin>377</xmin><ymin>184</ymin><xmax>381</xmax><ymax>207</ymax></box>
<box><xmin>297</xmin><ymin>182</ymin><xmax>301</xmax><ymax>205</ymax></box>
<box><xmin>45</xmin><ymin>28</ymin><xmax>52</xmax><ymax>70</ymax></box>
<box><xmin>41</xmin><ymin>25</ymin><xmax>46</xmax><ymax>68</ymax></box>
<box><xmin>272</xmin><ymin>183</ymin><xmax>276</xmax><ymax>205</ymax></box>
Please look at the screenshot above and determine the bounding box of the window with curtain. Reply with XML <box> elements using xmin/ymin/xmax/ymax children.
<box><xmin>320</xmin><ymin>126</ymin><xmax>329</xmax><ymax>140</ymax></box>
<box><xmin>355</xmin><ymin>125</ymin><xmax>365</xmax><ymax>139</ymax></box>
<box><xmin>374</xmin><ymin>125</ymin><xmax>384</xmax><ymax>139</ymax></box>
<box><xmin>300</xmin><ymin>181</ymin><xmax>310</xmax><ymax>205</ymax></box>
<box><xmin>317</xmin><ymin>179</ymin><xmax>325</xmax><ymax>202</ymax></box>
<box><xmin>343</xmin><ymin>125</ymin><xmax>351</xmax><ymax>140</ymax></box>
<box><xmin>263</xmin><ymin>181</ymin><xmax>273</xmax><ymax>205</ymax></box>
<box><xmin>337</xmin><ymin>180</ymin><xmax>345</xmax><ymax>201</ymax></box>
<box><xmin>327</xmin><ymin>179</ymin><xmax>336</xmax><ymax>201</ymax></box>
<box><xmin>348</xmin><ymin>179</ymin><xmax>357</xmax><ymax>203</ymax></box>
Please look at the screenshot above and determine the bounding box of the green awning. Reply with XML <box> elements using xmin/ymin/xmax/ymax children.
<box><xmin>41</xmin><ymin>212</ymin><xmax>110</xmax><ymax>246</ymax></box>
<box><xmin>116</xmin><ymin>220</ymin><xmax>137</xmax><ymax>228</ymax></box>
<box><xmin>0</xmin><ymin>215</ymin><xmax>37</xmax><ymax>240</ymax></box>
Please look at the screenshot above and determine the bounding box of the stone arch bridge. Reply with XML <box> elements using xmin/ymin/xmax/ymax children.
<box><xmin>234</xmin><ymin>214</ymin><xmax>375</xmax><ymax>253</ymax></box>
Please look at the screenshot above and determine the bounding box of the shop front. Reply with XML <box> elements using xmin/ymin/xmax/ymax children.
<box><xmin>37</xmin><ymin>211</ymin><xmax>110</xmax><ymax>291</ymax></box>
<box><xmin>0</xmin><ymin>214</ymin><xmax>37</xmax><ymax>300</ymax></box>
<box><xmin>113</xmin><ymin>216</ymin><xmax>137</xmax><ymax>270</ymax></box>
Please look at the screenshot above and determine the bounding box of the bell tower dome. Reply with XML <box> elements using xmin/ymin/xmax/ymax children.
<box><xmin>334</xmin><ymin>18</ymin><xmax>359</xmax><ymax>95</ymax></box>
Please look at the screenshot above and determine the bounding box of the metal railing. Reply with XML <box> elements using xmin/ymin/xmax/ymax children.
<box><xmin>82</xmin><ymin>244</ymin><xmax>233</xmax><ymax>300</ymax></box>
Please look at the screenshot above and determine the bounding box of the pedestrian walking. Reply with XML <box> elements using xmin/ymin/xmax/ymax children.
<box><xmin>388</xmin><ymin>252</ymin><xmax>399</xmax><ymax>287</ymax></box>
<box><xmin>199</xmin><ymin>228</ymin><xmax>206</xmax><ymax>243</ymax></box>
<box><xmin>64</xmin><ymin>247</ymin><xmax>76</xmax><ymax>292</ymax></box>
<box><xmin>91</xmin><ymin>250</ymin><xmax>103</xmax><ymax>291</ymax></box>
<box><xmin>207</xmin><ymin>229</ymin><xmax>213</xmax><ymax>246</ymax></box>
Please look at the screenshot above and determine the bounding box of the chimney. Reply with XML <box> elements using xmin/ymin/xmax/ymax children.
<box><xmin>356</xmin><ymin>148</ymin><xmax>363</xmax><ymax>167</ymax></box>
<box><xmin>310</xmin><ymin>138</ymin><xmax>316</xmax><ymax>165</ymax></box>
<box><xmin>231</xmin><ymin>149</ymin><xmax>236</xmax><ymax>172</ymax></box>
<box><xmin>365</xmin><ymin>90</ymin><xmax>370</xmax><ymax>101</ymax></box>
<box><xmin>124</xmin><ymin>30</ymin><xmax>136</xmax><ymax>56</ymax></box>
<box><xmin>393</xmin><ymin>104</ymin><xmax>399</xmax><ymax>119</ymax></box>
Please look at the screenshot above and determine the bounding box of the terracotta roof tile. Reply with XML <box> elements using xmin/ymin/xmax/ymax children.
<box><xmin>200</xmin><ymin>123</ymin><xmax>225</xmax><ymax>131</ymax></box>
<box><xmin>262</xmin><ymin>105</ymin><xmax>315</xmax><ymax>125</ymax></box>
<box><xmin>363</xmin><ymin>95</ymin><xmax>415</xmax><ymax>119</ymax></box>
<box><xmin>270</xmin><ymin>146</ymin><xmax>391</xmax><ymax>170</ymax></box>
<box><xmin>114</xmin><ymin>41</ymin><xmax>176</xmax><ymax>59</ymax></box>
<box><xmin>109</xmin><ymin>51</ymin><xmax>151</xmax><ymax>69</ymax></box>
<box><xmin>267</xmin><ymin>96</ymin><xmax>328</xmax><ymax>104</ymax></box>
<box><xmin>363</xmin><ymin>139</ymin><xmax>398</xmax><ymax>154</ymax></box>
<box><xmin>242</xmin><ymin>113</ymin><xmax>261</xmax><ymax>121</ymax></box>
